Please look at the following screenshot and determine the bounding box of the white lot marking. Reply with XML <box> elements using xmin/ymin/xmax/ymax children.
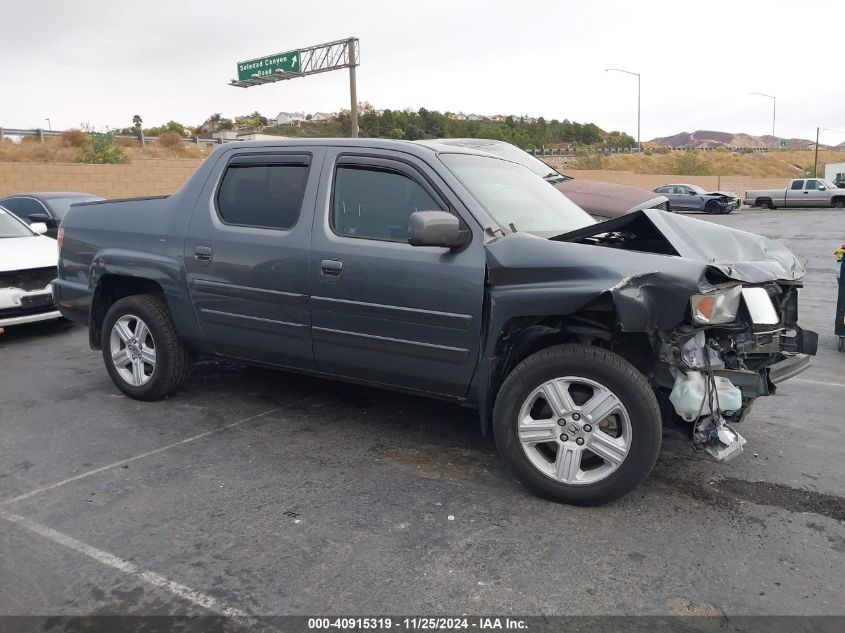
<box><xmin>791</xmin><ymin>378</ymin><xmax>845</xmax><ymax>389</ymax></box>
<box><xmin>0</xmin><ymin>509</ymin><xmax>247</xmax><ymax>617</ymax></box>
<box><xmin>2</xmin><ymin>397</ymin><xmax>315</xmax><ymax>506</ymax></box>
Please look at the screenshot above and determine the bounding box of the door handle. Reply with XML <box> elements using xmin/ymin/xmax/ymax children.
<box><xmin>804</xmin><ymin>191</ymin><xmax>809</xmax><ymax>194</ymax></box>
<box><xmin>194</xmin><ymin>246</ymin><xmax>213</xmax><ymax>263</ymax></box>
<box><xmin>320</xmin><ymin>259</ymin><xmax>343</xmax><ymax>276</ymax></box>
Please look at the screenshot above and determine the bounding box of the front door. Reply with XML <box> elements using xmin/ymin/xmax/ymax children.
<box><xmin>183</xmin><ymin>148</ymin><xmax>324</xmax><ymax>369</ymax></box>
<box><xmin>308</xmin><ymin>149</ymin><xmax>486</xmax><ymax>397</ymax></box>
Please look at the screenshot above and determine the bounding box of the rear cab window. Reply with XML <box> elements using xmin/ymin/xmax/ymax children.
<box><xmin>216</xmin><ymin>154</ymin><xmax>311</xmax><ymax>230</ymax></box>
<box><xmin>790</xmin><ymin>180</ymin><xmax>804</xmax><ymax>190</ymax></box>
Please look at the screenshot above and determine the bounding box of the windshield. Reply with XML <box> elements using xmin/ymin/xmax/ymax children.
<box><xmin>440</xmin><ymin>153</ymin><xmax>595</xmax><ymax>234</ymax></box>
<box><xmin>468</xmin><ymin>142</ymin><xmax>569</xmax><ymax>181</ymax></box>
<box><xmin>820</xmin><ymin>179</ymin><xmax>838</xmax><ymax>189</ymax></box>
<box><xmin>47</xmin><ymin>195</ymin><xmax>102</xmax><ymax>218</ymax></box>
<box><xmin>0</xmin><ymin>208</ymin><xmax>35</xmax><ymax>238</ymax></box>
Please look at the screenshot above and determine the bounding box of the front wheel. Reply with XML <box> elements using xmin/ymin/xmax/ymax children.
<box><xmin>705</xmin><ymin>200</ymin><xmax>720</xmax><ymax>214</ymax></box>
<box><xmin>101</xmin><ymin>295</ymin><xmax>193</xmax><ymax>401</ymax></box>
<box><xmin>833</xmin><ymin>199</ymin><xmax>845</xmax><ymax>209</ymax></box>
<box><xmin>493</xmin><ymin>344</ymin><xmax>662</xmax><ymax>505</ymax></box>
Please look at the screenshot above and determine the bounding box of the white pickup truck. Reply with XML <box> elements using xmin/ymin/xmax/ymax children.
<box><xmin>744</xmin><ymin>178</ymin><xmax>845</xmax><ymax>209</ymax></box>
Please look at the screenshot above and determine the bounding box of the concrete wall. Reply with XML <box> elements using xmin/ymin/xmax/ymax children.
<box><xmin>0</xmin><ymin>158</ymin><xmax>792</xmax><ymax>201</ymax></box>
<box><xmin>0</xmin><ymin>159</ymin><xmax>204</xmax><ymax>198</ymax></box>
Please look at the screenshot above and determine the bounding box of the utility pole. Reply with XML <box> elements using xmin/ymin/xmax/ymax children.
<box><xmin>45</xmin><ymin>118</ymin><xmax>51</xmax><ymax>131</ymax></box>
<box><xmin>606</xmin><ymin>68</ymin><xmax>641</xmax><ymax>151</ymax></box>
<box><xmin>348</xmin><ymin>38</ymin><xmax>358</xmax><ymax>138</ymax></box>
<box><xmin>814</xmin><ymin>127</ymin><xmax>820</xmax><ymax>177</ymax></box>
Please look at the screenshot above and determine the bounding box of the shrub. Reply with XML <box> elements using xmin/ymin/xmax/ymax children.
<box><xmin>573</xmin><ymin>150</ymin><xmax>604</xmax><ymax>170</ymax></box>
<box><xmin>671</xmin><ymin>151</ymin><xmax>711</xmax><ymax>176</ymax></box>
<box><xmin>156</xmin><ymin>131</ymin><xmax>184</xmax><ymax>150</ymax></box>
<box><xmin>75</xmin><ymin>132</ymin><xmax>125</xmax><ymax>164</ymax></box>
<box><xmin>654</xmin><ymin>146</ymin><xmax>670</xmax><ymax>155</ymax></box>
<box><xmin>61</xmin><ymin>129</ymin><xmax>89</xmax><ymax>148</ymax></box>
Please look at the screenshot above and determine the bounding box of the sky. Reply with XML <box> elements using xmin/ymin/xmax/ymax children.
<box><xmin>2</xmin><ymin>0</ymin><xmax>843</xmax><ymax>144</ymax></box>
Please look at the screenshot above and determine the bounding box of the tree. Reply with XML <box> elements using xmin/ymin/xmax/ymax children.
<box><xmin>132</xmin><ymin>114</ymin><xmax>143</xmax><ymax>128</ymax></box>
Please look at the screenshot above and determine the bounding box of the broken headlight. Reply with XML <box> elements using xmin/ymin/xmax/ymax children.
<box><xmin>690</xmin><ymin>285</ymin><xmax>742</xmax><ymax>325</ymax></box>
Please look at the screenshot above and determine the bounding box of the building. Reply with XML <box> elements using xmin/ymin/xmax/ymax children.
<box><xmin>311</xmin><ymin>112</ymin><xmax>337</xmax><ymax>122</ymax></box>
<box><xmin>275</xmin><ymin>111</ymin><xmax>306</xmax><ymax>125</ymax></box>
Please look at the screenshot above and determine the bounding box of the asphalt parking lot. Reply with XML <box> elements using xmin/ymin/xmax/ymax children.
<box><xmin>1</xmin><ymin>207</ymin><xmax>844</xmax><ymax>621</ymax></box>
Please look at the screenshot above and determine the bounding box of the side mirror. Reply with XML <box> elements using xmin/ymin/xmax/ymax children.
<box><xmin>30</xmin><ymin>222</ymin><xmax>48</xmax><ymax>235</ymax></box>
<box><xmin>408</xmin><ymin>210</ymin><xmax>467</xmax><ymax>248</ymax></box>
<box><xmin>819</xmin><ymin>185</ymin><xmax>826</xmax><ymax>191</ymax></box>
<box><xmin>27</xmin><ymin>213</ymin><xmax>52</xmax><ymax>224</ymax></box>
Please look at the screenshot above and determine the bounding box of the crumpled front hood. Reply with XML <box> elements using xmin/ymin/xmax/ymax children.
<box><xmin>553</xmin><ymin>208</ymin><xmax>805</xmax><ymax>283</ymax></box>
<box><xmin>484</xmin><ymin>209</ymin><xmax>805</xmax><ymax>333</ymax></box>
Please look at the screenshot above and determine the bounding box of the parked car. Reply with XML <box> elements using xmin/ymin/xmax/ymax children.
<box><xmin>653</xmin><ymin>184</ymin><xmax>739</xmax><ymax>214</ymax></box>
<box><xmin>744</xmin><ymin>178</ymin><xmax>845</xmax><ymax>209</ymax></box>
<box><xmin>0</xmin><ymin>206</ymin><xmax>62</xmax><ymax>329</ymax></box>
<box><xmin>53</xmin><ymin>139</ymin><xmax>817</xmax><ymax>505</ymax></box>
<box><xmin>0</xmin><ymin>191</ymin><xmax>104</xmax><ymax>238</ymax></box>
<box><xmin>420</xmin><ymin>139</ymin><xmax>669</xmax><ymax>220</ymax></box>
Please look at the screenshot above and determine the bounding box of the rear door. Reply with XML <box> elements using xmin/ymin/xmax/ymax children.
<box><xmin>308</xmin><ymin>148</ymin><xmax>486</xmax><ymax>397</ymax></box>
<box><xmin>183</xmin><ymin>148</ymin><xmax>324</xmax><ymax>369</ymax></box>
<box><xmin>785</xmin><ymin>180</ymin><xmax>805</xmax><ymax>207</ymax></box>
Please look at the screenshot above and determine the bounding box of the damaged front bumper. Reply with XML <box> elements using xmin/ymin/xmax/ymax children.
<box><xmin>661</xmin><ymin>286</ymin><xmax>817</xmax><ymax>462</ymax></box>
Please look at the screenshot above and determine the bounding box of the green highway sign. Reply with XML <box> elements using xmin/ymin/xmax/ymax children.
<box><xmin>237</xmin><ymin>49</ymin><xmax>301</xmax><ymax>81</ymax></box>
<box><xmin>778</xmin><ymin>139</ymin><xmax>786</xmax><ymax>147</ymax></box>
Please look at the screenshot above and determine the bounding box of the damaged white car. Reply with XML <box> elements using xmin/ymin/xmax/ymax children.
<box><xmin>0</xmin><ymin>206</ymin><xmax>61</xmax><ymax>329</ymax></box>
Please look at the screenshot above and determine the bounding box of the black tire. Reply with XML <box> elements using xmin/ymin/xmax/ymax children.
<box><xmin>705</xmin><ymin>200</ymin><xmax>720</xmax><ymax>214</ymax></box>
<box><xmin>833</xmin><ymin>199</ymin><xmax>845</xmax><ymax>209</ymax></box>
<box><xmin>492</xmin><ymin>344</ymin><xmax>662</xmax><ymax>506</ymax></box>
<box><xmin>759</xmin><ymin>199</ymin><xmax>774</xmax><ymax>210</ymax></box>
<box><xmin>101</xmin><ymin>295</ymin><xmax>193</xmax><ymax>401</ymax></box>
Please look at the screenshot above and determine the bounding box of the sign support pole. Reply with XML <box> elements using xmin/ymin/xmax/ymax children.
<box><xmin>348</xmin><ymin>38</ymin><xmax>358</xmax><ymax>138</ymax></box>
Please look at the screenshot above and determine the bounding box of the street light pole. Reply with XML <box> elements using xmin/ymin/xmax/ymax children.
<box><xmin>606</xmin><ymin>68</ymin><xmax>640</xmax><ymax>151</ymax></box>
<box><xmin>749</xmin><ymin>92</ymin><xmax>776</xmax><ymax>142</ymax></box>
<box><xmin>45</xmin><ymin>118</ymin><xmax>51</xmax><ymax>131</ymax></box>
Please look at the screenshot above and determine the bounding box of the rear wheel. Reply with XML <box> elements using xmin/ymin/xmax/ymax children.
<box><xmin>758</xmin><ymin>199</ymin><xmax>774</xmax><ymax>210</ymax></box>
<box><xmin>101</xmin><ymin>295</ymin><xmax>193</xmax><ymax>401</ymax></box>
<box><xmin>493</xmin><ymin>344</ymin><xmax>662</xmax><ymax>505</ymax></box>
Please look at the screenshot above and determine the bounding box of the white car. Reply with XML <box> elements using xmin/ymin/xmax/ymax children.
<box><xmin>0</xmin><ymin>206</ymin><xmax>62</xmax><ymax>328</ymax></box>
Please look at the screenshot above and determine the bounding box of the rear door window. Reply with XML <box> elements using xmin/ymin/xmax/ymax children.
<box><xmin>216</xmin><ymin>159</ymin><xmax>310</xmax><ymax>230</ymax></box>
<box><xmin>790</xmin><ymin>180</ymin><xmax>804</xmax><ymax>190</ymax></box>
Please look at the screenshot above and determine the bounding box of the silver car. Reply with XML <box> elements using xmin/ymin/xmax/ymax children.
<box><xmin>654</xmin><ymin>184</ymin><xmax>739</xmax><ymax>214</ymax></box>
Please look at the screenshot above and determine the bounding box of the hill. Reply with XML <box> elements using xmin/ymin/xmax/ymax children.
<box><xmin>648</xmin><ymin>130</ymin><xmax>828</xmax><ymax>150</ymax></box>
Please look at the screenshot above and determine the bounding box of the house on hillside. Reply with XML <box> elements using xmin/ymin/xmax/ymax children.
<box><xmin>275</xmin><ymin>111</ymin><xmax>306</xmax><ymax>125</ymax></box>
<box><xmin>465</xmin><ymin>113</ymin><xmax>484</xmax><ymax>121</ymax></box>
<box><xmin>311</xmin><ymin>112</ymin><xmax>337</xmax><ymax>121</ymax></box>
<box><xmin>488</xmin><ymin>115</ymin><xmax>507</xmax><ymax>122</ymax></box>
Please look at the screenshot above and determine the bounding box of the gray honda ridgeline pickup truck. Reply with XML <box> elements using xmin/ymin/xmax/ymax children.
<box><xmin>53</xmin><ymin>139</ymin><xmax>817</xmax><ymax>505</ymax></box>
